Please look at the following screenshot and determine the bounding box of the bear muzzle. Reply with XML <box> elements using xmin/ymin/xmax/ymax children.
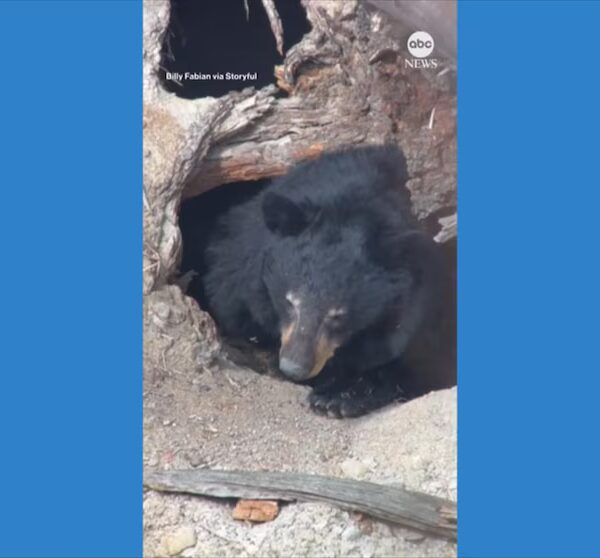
<box><xmin>279</xmin><ymin>327</ymin><xmax>338</xmax><ymax>382</ymax></box>
<box><xmin>279</xmin><ymin>357</ymin><xmax>309</xmax><ymax>381</ymax></box>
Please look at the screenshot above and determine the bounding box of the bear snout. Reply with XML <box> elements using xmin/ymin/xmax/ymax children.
<box><xmin>278</xmin><ymin>357</ymin><xmax>309</xmax><ymax>381</ymax></box>
<box><xmin>279</xmin><ymin>329</ymin><xmax>338</xmax><ymax>382</ymax></box>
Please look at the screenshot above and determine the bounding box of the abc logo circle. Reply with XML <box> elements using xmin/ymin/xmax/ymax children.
<box><xmin>407</xmin><ymin>31</ymin><xmax>435</xmax><ymax>58</ymax></box>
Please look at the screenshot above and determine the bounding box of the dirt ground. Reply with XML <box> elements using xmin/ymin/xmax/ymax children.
<box><xmin>142</xmin><ymin>0</ymin><xmax>458</xmax><ymax>552</ymax></box>
<box><xmin>143</xmin><ymin>295</ymin><xmax>457</xmax><ymax>558</ymax></box>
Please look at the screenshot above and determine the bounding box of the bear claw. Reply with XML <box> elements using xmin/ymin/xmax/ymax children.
<box><xmin>308</xmin><ymin>382</ymin><xmax>407</xmax><ymax>418</ymax></box>
<box><xmin>308</xmin><ymin>391</ymin><xmax>371</xmax><ymax>418</ymax></box>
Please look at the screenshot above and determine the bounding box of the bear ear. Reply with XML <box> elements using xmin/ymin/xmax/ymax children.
<box><xmin>262</xmin><ymin>192</ymin><xmax>313</xmax><ymax>236</ymax></box>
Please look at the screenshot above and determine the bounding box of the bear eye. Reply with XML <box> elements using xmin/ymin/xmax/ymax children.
<box><xmin>325</xmin><ymin>309</ymin><xmax>346</xmax><ymax>332</ymax></box>
<box><xmin>327</xmin><ymin>315</ymin><xmax>343</xmax><ymax>328</ymax></box>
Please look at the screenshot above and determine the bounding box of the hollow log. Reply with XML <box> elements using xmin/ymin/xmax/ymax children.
<box><xmin>143</xmin><ymin>0</ymin><xmax>456</xmax><ymax>293</ymax></box>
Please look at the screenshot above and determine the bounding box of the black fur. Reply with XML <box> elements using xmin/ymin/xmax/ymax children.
<box><xmin>201</xmin><ymin>145</ymin><xmax>443</xmax><ymax>417</ymax></box>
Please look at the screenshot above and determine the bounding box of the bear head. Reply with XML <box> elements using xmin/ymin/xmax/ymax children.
<box><xmin>261</xmin><ymin>190</ymin><xmax>431</xmax><ymax>382</ymax></box>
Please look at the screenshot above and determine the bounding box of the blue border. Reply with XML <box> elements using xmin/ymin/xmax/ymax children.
<box><xmin>2</xmin><ymin>0</ymin><xmax>600</xmax><ymax>556</ymax></box>
<box><xmin>0</xmin><ymin>1</ymin><xmax>142</xmax><ymax>557</ymax></box>
<box><xmin>459</xmin><ymin>1</ymin><xmax>600</xmax><ymax>557</ymax></box>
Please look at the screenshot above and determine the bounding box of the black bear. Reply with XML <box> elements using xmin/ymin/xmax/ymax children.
<box><xmin>201</xmin><ymin>145</ymin><xmax>445</xmax><ymax>418</ymax></box>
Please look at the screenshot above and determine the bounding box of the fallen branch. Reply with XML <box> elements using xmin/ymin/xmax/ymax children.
<box><xmin>184</xmin><ymin>96</ymin><xmax>372</xmax><ymax>199</ymax></box>
<box><xmin>260</xmin><ymin>0</ymin><xmax>284</xmax><ymax>56</ymax></box>
<box><xmin>144</xmin><ymin>469</ymin><xmax>457</xmax><ymax>542</ymax></box>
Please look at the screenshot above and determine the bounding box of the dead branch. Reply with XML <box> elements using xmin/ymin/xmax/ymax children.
<box><xmin>260</xmin><ymin>0</ymin><xmax>284</xmax><ymax>56</ymax></box>
<box><xmin>145</xmin><ymin>469</ymin><xmax>457</xmax><ymax>542</ymax></box>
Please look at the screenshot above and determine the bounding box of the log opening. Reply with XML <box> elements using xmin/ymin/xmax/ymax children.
<box><xmin>160</xmin><ymin>0</ymin><xmax>457</xmax><ymax>392</ymax></box>
<box><xmin>179</xmin><ymin>178</ymin><xmax>268</xmax><ymax>309</ymax></box>
<box><xmin>160</xmin><ymin>0</ymin><xmax>310</xmax><ymax>99</ymax></box>
<box><xmin>177</xmin><ymin>172</ymin><xmax>456</xmax><ymax>391</ymax></box>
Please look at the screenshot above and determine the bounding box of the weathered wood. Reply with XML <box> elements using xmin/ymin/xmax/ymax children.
<box><xmin>184</xmin><ymin>97</ymin><xmax>370</xmax><ymax>199</ymax></box>
<box><xmin>260</xmin><ymin>0</ymin><xmax>284</xmax><ymax>56</ymax></box>
<box><xmin>435</xmin><ymin>213</ymin><xmax>457</xmax><ymax>243</ymax></box>
<box><xmin>145</xmin><ymin>469</ymin><xmax>457</xmax><ymax>542</ymax></box>
<box><xmin>143</xmin><ymin>0</ymin><xmax>456</xmax><ymax>292</ymax></box>
<box><xmin>365</xmin><ymin>0</ymin><xmax>457</xmax><ymax>63</ymax></box>
<box><xmin>181</xmin><ymin>1</ymin><xmax>456</xmax><ymax>229</ymax></box>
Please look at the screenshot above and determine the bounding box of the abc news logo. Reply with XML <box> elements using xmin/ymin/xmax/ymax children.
<box><xmin>406</xmin><ymin>31</ymin><xmax>438</xmax><ymax>69</ymax></box>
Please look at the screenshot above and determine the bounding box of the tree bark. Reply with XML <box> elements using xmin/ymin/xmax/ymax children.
<box><xmin>143</xmin><ymin>0</ymin><xmax>456</xmax><ymax>293</ymax></box>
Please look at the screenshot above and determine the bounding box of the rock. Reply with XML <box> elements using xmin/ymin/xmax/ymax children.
<box><xmin>185</xmin><ymin>451</ymin><xmax>207</xmax><ymax>469</ymax></box>
<box><xmin>340</xmin><ymin>459</ymin><xmax>369</xmax><ymax>478</ymax></box>
<box><xmin>342</xmin><ymin>524</ymin><xmax>362</xmax><ymax>542</ymax></box>
<box><xmin>232</xmin><ymin>499</ymin><xmax>279</xmax><ymax>522</ymax></box>
<box><xmin>161</xmin><ymin>525</ymin><xmax>197</xmax><ymax>556</ymax></box>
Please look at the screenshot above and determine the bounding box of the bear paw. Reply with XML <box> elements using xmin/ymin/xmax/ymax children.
<box><xmin>308</xmin><ymin>381</ymin><xmax>406</xmax><ymax>418</ymax></box>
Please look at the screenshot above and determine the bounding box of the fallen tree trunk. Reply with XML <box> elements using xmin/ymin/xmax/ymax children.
<box><xmin>145</xmin><ymin>469</ymin><xmax>457</xmax><ymax>542</ymax></box>
<box><xmin>143</xmin><ymin>0</ymin><xmax>456</xmax><ymax>294</ymax></box>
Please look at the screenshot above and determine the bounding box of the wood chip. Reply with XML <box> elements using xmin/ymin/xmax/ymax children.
<box><xmin>232</xmin><ymin>499</ymin><xmax>279</xmax><ymax>523</ymax></box>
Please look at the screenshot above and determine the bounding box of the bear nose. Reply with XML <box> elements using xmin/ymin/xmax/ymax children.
<box><xmin>279</xmin><ymin>357</ymin><xmax>306</xmax><ymax>380</ymax></box>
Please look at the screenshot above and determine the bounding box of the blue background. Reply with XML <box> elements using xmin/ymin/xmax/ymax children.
<box><xmin>0</xmin><ymin>0</ymin><xmax>599</xmax><ymax>557</ymax></box>
<box><xmin>0</xmin><ymin>1</ymin><xmax>142</xmax><ymax>557</ymax></box>
<box><xmin>459</xmin><ymin>1</ymin><xmax>600</xmax><ymax>557</ymax></box>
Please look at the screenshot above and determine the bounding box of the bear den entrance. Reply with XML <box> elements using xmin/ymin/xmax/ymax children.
<box><xmin>179</xmin><ymin>180</ymin><xmax>283</xmax><ymax>376</ymax></box>
<box><xmin>179</xmin><ymin>179</ymin><xmax>267</xmax><ymax>312</ymax></box>
<box><xmin>160</xmin><ymin>0</ymin><xmax>310</xmax><ymax>99</ymax></box>
<box><xmin>177</xmin><ymin>179</ymin><xmax>457</xmax><ymax>393</ymax></box>
<box><xmin>166</xmin><ymin>0</ymin><xmax>456</xmax><ymax>394</ymax></box>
